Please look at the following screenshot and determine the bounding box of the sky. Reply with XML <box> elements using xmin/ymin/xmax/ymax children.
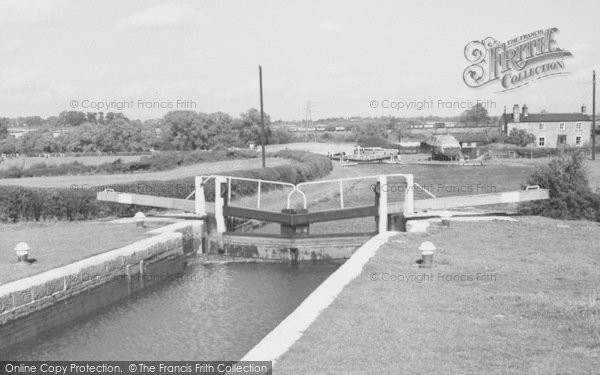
<box><xmin>0</xmin><ymin>0</ymin><xmax>599</xmax><ymax>121</ymax></box>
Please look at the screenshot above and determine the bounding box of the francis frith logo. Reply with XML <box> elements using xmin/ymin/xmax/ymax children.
<box><xmin>463</xmin><ymin>27</ymin><xmax>572</xmax><ymax>91</ymax></box>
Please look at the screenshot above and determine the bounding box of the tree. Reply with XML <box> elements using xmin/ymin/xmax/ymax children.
<box><xmin>18</xmin><ymin>116</ymin><xmax>43</xmax><ymax>127</ymax></box>
<box><xmin>17</xmin><ymin>130</ymin><xmax>58</xmax><ymax>154</ymax></box>
<box><xmin>86</xmin><ymin>112</ymin><xmax>98</xmax><ymax>124</ymax></box>
<box><xmin>58</xmin><ymin>111</ymin><xmax>87</xmax><ymax>126</ymax></box>
<box><xmin>236</xmin><ymin>108</ymin><xmax>271</xmax><ymax>146</ymax></box>
<box><xmin>0</xmin><ymin>137</ymin><xmax>18</xmax><ymax>154</ymax></box>
<box><xmin>160</xmin><ymin>111</ymin><xmax>207</xmax><ymax>150</ymax></box>
<box><xmin>506</xmin><ymin>128</ymin><xmax>536</xmax><ymax>147</ymax></box>
<box><xmin>45</xmin><ymin>116</ymin><xmax>60</xmax><ymax>127</ymax></box>
<box><xmin>0</xmin><ymin>118</ymin><xmax>9</xmax><ymax>139</ymax></box>
<box><xmin>461</xmin><ymin>104</ymin><xmax>490</xmax><ymax>125</ymax></box>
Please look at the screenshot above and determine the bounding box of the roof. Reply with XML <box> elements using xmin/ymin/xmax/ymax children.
<box><xmin>393</xmin><ymin>141</ymin><xmax>421</xmax><ymax>147</ymax></box>
<box><xmin>424</xmin><ymin>134</ymin><xmax>461</xmax><ymax>148</ymax></box>
<box><xmin>452</xmin><ymin>132</ymin><xmax>490</xmax><ymax>143</ymax></box>
<box><xmin>502</xmin><ymin>113</ymin><xmax>590</xmax><ymax>123</ymax></box>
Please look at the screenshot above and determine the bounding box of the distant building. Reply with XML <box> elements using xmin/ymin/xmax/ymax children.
<box><xmin>501</xmin><ymin>104</ymin><xmax>592</xmax><ymax>148</ymax></box>
<box><xmin>453</xmin><ymin>132</ymin><xmax>490</xmax><ymax>149</ymax></box>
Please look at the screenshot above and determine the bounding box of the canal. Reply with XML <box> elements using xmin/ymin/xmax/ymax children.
<box><xmin>2</xmin><ymin>260</ymin><xmax>340</xmax><ymax>360</ymax></box>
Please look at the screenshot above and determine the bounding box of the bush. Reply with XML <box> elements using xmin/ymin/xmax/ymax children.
<box><xmin>519</xmin><ymin>151</ymin><xmax>600</xmax><ymax>221</ymax></box>
<box><xmin>0</xmin><ymin>150</ymin><xmax>332</xmax><ymax>223</ymax></box>
<box><xmin>506</xmin><ymin>128</ymin><xmax>536</xmax><ymax>147</ymax></box>
<box><xmin>481</xmin><ymin>143</ymin><xmax>587</xmax><ymax>159</ymax></box>
<box><xmin>355</xmin><ymin>135</ymin><xmax>394</xmax><ymax>148</ymax></box>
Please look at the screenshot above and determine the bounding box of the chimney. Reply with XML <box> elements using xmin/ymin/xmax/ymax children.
<box><xmin>513</xmin><ymin>104</ymin><xmax>520</xmax><ymax>123</ymax></box>
<box><xmin>582</xmin><ymin>104</ymin><xmax>587</xmax><ymax>114</ymax></box>
<box><xmin>522</xmin><ymin>104</ymin><xmax>528</xmax><ymax>117</ymax></box>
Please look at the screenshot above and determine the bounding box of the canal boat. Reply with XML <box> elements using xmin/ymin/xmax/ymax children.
<box><xmin>343</xmin><ymin>146</ymin><xmax>399</xmax><ymax>163</ymax></box>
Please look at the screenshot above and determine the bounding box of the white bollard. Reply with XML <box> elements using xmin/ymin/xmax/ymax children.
<box><xmin>419</xmin><ymin>241</ymin><xmax>436</xmax><ymax>268</ymax></box>
<box><xmin>134</xmin><ymin>212</ymin><xmax>146</xmax><ymax>228</ymax></box>
<box><xmin>14</xmin><ymin>242</ymin><xmax>30</xmax><ymax>262</ymax></box>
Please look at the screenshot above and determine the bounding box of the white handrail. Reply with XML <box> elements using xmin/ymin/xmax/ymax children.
<box><xmin>186</xmin><ymin>176</ymin><xmax>216</xmax><ymax>200</ymax></box>
<box><xmin>197</xmin><ymin>175</ymin><xmax>296</xmax><ymax>209</ymax></box>
<box><xmin>414</xmin><ymin>182</ymin><xmax>437</xmax><ymax>199</ymax></box>
<box><xmin>196</xmin><ymin>173</ymin><xmax>415</xmax><ymax>216</ymax></box>
<box><xmin>294</xmin><ymin>174</ymin><xmax>414</xmax><ymax>211</ymax></box>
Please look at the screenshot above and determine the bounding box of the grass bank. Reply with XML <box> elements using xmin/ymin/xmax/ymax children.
<box><xmin>0</xmin><ymin>220</ymin><xmax>172</xmax><ymax>285</ymax></box>
<box><xmin>275</xmin><ymin>217</ymin><xmax>600</xmax><ymax>374</ymax></box>
<box><xmin>0</xmin><ymin>158</ymin><xmax>288</xmax><ymax>188</ymax></box>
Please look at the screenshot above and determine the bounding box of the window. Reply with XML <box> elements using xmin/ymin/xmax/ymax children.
<box><xmin>559</xmin><ymin>123</ymin><xmax>565</xmax><ymax>131</ymax></box>
<box><xmin>576</xmin><ymin>122</ymin><xmax>582</xmax><ymax>131</ymax></box>
<box><xmin>576</xmin><ymin>136</ymin><xmax>582</xmax><ymax>146</ymax></box>
<box><xmin>538</xmin><ymin>137</ymin><xmax>545</xmax><ymax>147</ymax></box>
<box><xmin>539</xmin><ymin>123</ymin><xmax>545</xmax><ymax>130</ymax></box>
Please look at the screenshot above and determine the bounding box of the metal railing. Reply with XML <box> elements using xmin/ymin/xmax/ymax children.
<box><xmin>194</xmin><ymin>173</ymin><xmax>417</xmax><ymax>222</ymax></box>
<box><xmin>295</xmin><ymin>175</ymin><xmax>381</xmax><ymax>209</ymax></box>
<box><xmin>196</xmin><ymin>175</ymin><xmax>297</xmax><ymax>209</ymax></box>
<box><xmin>414</xmin><ymin>182</ymin><xmax>437</xmax><ymax>199</ymax></box>
<box><xmin>294</xmin><ymin>173</ymin><xmax>415</xmax><ymax>211</ymax></box>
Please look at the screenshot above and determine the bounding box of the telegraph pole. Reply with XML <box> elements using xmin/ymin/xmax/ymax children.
<box><xmin>259</xmin><ymin>65</ymin><xmax>266</xmax><ymax>168</ymax></box>
<box><xmin>593</xmin><ymin>70</ymin><xmax>596</xmax><ymax>161</ymax></box>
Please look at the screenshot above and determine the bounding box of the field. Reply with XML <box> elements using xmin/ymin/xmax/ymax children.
<box><xmin>0</xmin><ymin>157</ymin><xmax>288</xmax><ymax>188</ymax></box>
<box><xmin>0</xmin><ymin>220</ymin><xmax>173</xmax><ymax>285</ymax></box>
<box><xmin>0</xmin><ymin>155</ymin><xmax>144</xmax><ymax>170</ymax></box>
<box><xmin>275</xmin><ymin>217</ymin><xmax>600</xmax><ymax>374</ymax></box>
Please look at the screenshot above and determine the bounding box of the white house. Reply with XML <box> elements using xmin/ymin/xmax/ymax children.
<box><xmin>502</xmin><ymin>104</ymin><xmax>592</xmax><ymax>148</ymax></box>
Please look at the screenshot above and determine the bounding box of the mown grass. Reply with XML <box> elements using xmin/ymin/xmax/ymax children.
<box><xmin>0</xmin><ymin>158</ymin><xmax>289</xmax><ymax>188</ymax></box>
<box><xmin>0</xmin><ymin>155</ymin><xmax>144</xmax><ymax>170</ymax></box>
<box><xmin>0</xmin><ymin>220</ymin><xmax>171</xmax><ymax>285</ymax></box>
<box><xmin>275</xmin><ymin>217</ymin><xmax>600</xmax><ymax>374</ymax></box>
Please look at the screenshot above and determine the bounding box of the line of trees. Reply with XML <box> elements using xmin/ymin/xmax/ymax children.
<box><xmin>0</xmin><ymin>109</ymin><xmax>296</xmax><ymax>155</ymax></box>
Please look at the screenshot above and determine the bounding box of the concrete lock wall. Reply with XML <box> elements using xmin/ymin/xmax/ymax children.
<box><xmin>0</xmin><ymin>221</ymin><xmax>204</xmax><ymax>352</ymax></box>
<box><xmin>212</xmin><ymin>234</ymin><xmax>374</xmax><ymax>261</ymax></box>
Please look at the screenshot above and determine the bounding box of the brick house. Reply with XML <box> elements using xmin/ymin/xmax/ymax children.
<box><xmin>501</xmin><ymin>104</ymin><xmax>592</xmax><ymax>148</ymax></box>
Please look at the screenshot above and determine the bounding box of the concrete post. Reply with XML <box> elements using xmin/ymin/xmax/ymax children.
<box><xmin>194</xmin><ymin>176</ymin><xmax>206</xmax><ymax>216</ymax></box>
<box><xmin>214</xmin><ymin>176</ymin><xmax>226</xmax><ymax>234</ymax></box>
<box><xmin>404</xmin><ymin>174</ymin><xmax>414</xmax><ymax>217</ymax></box>
<box><xmin>378</xmin><ymin>175</ymin><xmax>388</xmax><ymax>233</ymax></box>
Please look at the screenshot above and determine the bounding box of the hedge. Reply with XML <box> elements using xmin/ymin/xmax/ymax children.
<box><xmin>0</xmin><ymin>150</ymin><xmax>332</xmax><ymax>223</ymax></box>
<box><xmin>0</xmin><ymin>148</ymin><xmax>259</xmax><ymax>179</ymax></box>
<box><xmin>480</xmin><ymin>144</ymin><xmax>592</xmax><ymax>159</ymax></box>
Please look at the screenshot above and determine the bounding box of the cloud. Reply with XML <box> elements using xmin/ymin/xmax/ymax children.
<box><xmin>0</xmin><ymin>0</ymin><xmax>67</xmax><ymax>25</ymax></box>
<box><xmin>117</xmin><ymin>3</ymin><xmax>202</xmax><ymax>31</ymax></box>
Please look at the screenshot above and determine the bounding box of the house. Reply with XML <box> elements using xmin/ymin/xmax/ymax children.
<box><xmin>453</xmin><ymin>132</ymin><xmax>490</xmax><ymax>149</ymax></box>
<box><xmin>501</xmin><ymin>104</ymin><xmax>591</xmax><ymax>148</ymax></box>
